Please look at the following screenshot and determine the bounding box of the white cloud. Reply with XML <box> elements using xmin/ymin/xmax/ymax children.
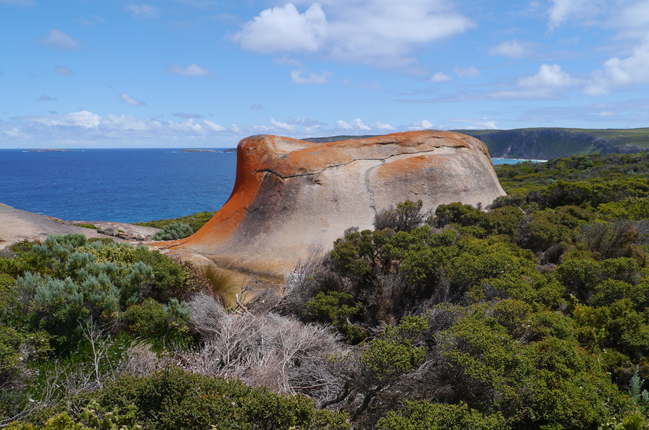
<box><xmin>124</xmin><ymin>4</ymin><xmax>158</xmax><ymax>18</ymax></box>
<box><xmin>491</xmin><ymin>64</ymin><xmax>580</xmax><ymax>99</ymax></box>
<box><xmin>587</xmin><ymin>39</ymin><xmax>649</xmax><ymax>95</ymax></box>
<box><xmin>290</xmin><ymin>69</ymin><xmax>332</xmax><ymax>84</ymax></box>
<box><xmin>336</xmin><ymin>118</ymin><xmax>371</xmax><ymax>131</ymax></box>
<box><xmin>234</xmin><ymin>0</ymin><xmax>474</xmax><ymax>72</ymax></box>
<box><xmin>204</xmin><ymin>120</ymin><xmax>225</xmax><ymax>131</ymax></box>
<box><xmin>0</xmin><ymin>127</ymin><xmax>28</xmax><ymax>140</ymax></box>
<box><xmin>166</xmin><ymin>63</ymin><xmax>215</xmax><ymax>77</ymax></box>
<box><xmin>490</xmin><ymin>40</ymin><xmax>528</xmax><ymax>58</ymax></box>
<box><xmin>409</xmin><ymin>120</ymin><xmax>433</xmax><ymax>130</ymax></box>
<box><xmin>518</xmin><ymin>63</ymin><xmax>578</xmax><ymax>88</ymax></box>
<box><xmin>119</xmin><ymin>93</ymin><xmax>146</xmax><ymax>107</ymax></box>
<box><xmin>431</xmin><ymin>71</ymin><xmax>453</xmax><ymax>83</ymax></box>
<box><xmin>33</xmin><ymin>111</ymin><xmax>101</xmax><ymax>129</ymax></box>
<box><xmin>454</xmin><ymin>66</ymin><xmax>481</xmax><ymax>78</ymax></box>
<box><xmin>374</xmin><ymin>122</ymin><xmax>395</xmax><ymax>130</ymax></box>
<box><xmin>233</xmin><ymin>3</ymin><xmax>327</xmax><ymax>53</ymax></box>
<box><xmin>38</xmin><ymin>29</ymin><xmax>80</xmax><ymax>50</ymax></box>
<box><xmin>54</xmin><ymin>66</ymin><xmax>75</xmax><ymax>75</ymax></box>
<box><xmin>270</xmin><ymin>117</ymin><xmax>295</xmax><ymax>131</ymax></box>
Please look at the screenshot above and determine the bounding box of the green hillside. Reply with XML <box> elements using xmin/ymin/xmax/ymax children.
<box><xmin>306</xmin><ymin>128</ymin><xmax>649</xmax><ymax>159</ymax></box>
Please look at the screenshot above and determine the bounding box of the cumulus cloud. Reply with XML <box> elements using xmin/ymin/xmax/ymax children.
<box><xmin>493</xmin><ymin>64</ymin><xmax>581</xmax><ymax>99</ymax></box>
<box><xmin>203</xmin><ymin>120</ymin><xmax>225</xmax><ymax>131</ymax></box>
<box><xmin>290</xmin><ymin>69</ymin><xmax>332</xmax><ymax>84</ymax></box>
<box><xmin>490</xmin><ymin>40</ymin><xmax>528</xmax><ymax>58</ymax></box>
<box><xmin>54</xmin><ymin>66</ymin><xmax>75</xmax><ymax>75</ymax></box>
<box><xmin>234</xmin><ymin>0</ymin><xmax>474</xmax><ymax>72</ymax></box>
<box><xmin>519</xmin><ymin>63</ymin><xmax>578</xmax><ymax>88</ymax></box>
<box><xmin>287</xmin><ymin>117</ymin><xmax>326</xmax><ymax>128</ymax></box>
<box><xmin>38</xmin><ymin>29</ymin><xmax>80</xmax><ymax>50</ymax></box>
<box><xmin>124</xmin><ymin>4</ymin><xmax>158</xmax><ymax>18</ymax></box>
<box><xmin>409</xmin><ymin>120</ymin><xmax>433</xmax><ymax>130</ymax></box>
<box><xmin>374</xmin><ymin>122</ymin><xmax>396</xmax><ymax>130</ymax></box>
<box><xmin>37</xmin><ymin>95</ymin><xmax>57</xmax><ymax>102</ymax></box>
<box><xmin>270</xmin><ymin>117</ymin><xmax>295</xmax><ymax>131</ymax></box>
<box><xmin>587</xmin><ymin>39</ymin><xmax>649</xmax><ymax>95</ymax></box>
<box><xmin>33</xmin><ymin>111</ymin><xmax>101</xmax><ymax>129</ymax></box>
<box><xmin>234</xmin><ymin>4</ymin><xmax>326</xmax><ymax>53</ymax></box>
<box><xmin>337</xmin><ymin>118</ymin><xmax>371</xmax><ymax>130</ymax></box>
<box><xmin>454</xmin><ymin>66</ymin><xmax>481</xmax><ymax>78</ymax></box>
<box><xmin>431</xmin><ymin>71</ymin><xmax>453</xmax><ymax>82</ymax></box>
<box><xmin>119</xmin><ymin>93</ymin><xmax>146</xmax><ymax>107</ymax></box>
<box><xmin>166</xmin><ymin>63</ymin><xmax>215</xmax><ymax>77</ymax></box>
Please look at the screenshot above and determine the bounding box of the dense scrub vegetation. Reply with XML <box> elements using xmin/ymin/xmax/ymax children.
<box><xmin>3</xmin><ymin>151</ymin><xmax>649</xmax><ymax>429</ymax></box>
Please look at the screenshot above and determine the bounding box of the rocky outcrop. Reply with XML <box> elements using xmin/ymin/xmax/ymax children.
<box><xmin>170</xmin><ymin>131</ymin><xmax>505</xmax><ymax>275</ymax></box>
<box><xmin>0</xmin><ymin>203</ymin><xmax>159</xmax><ymax>249</ymax></box>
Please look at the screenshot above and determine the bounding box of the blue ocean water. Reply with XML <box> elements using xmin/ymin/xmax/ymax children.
<box><xmin>0</xmin><ymin>149</ymin><xmax>536</xmax><ymax>223</ymax></box>
<box><xmin>0</xmin><ymin>149</ymin><xmax>237</xmax><ymax>223</ymax></box>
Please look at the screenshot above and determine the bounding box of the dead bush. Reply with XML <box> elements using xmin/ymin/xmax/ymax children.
<box><xmin>184</xmin><ymin>294</ymin><xmax>347</xmax><ymax>403</ymax></box>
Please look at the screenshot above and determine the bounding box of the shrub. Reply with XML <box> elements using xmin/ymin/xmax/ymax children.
<box><xmin>92</xmin><ymin>367</ymin><xmax>350</xmax><ymax>430</ymax></box>
<box><xmin>122</xmin><ymin>298</ymin><xmax>192</xmax><ymax>348</ymax></box>
<box><xmin>151</xmin><ymin>223</ymin><xmax>193</xmax><ymax>241</ymax></box>
<box><xmin>374</xmin><ymin>200</ymin><xmax>430</xmax><ymax>233</ymax></box>
<box><xmin>304</xmin><ymin>291</ymin><xmax>366</xmax><ymax>343</ymax></box>
<box><xmin>377</xmin><ymin>401</ymin><xmax>505</xmax><ymax>430</ymax></box>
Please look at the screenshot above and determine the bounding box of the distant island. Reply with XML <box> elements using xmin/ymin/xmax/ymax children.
<box><xmin>27</xmin><ymin>149</ymin><xmax>75</xmax><ymax>153</ymax></box>
<box><xmin>180</xmin><ymin>149</ymin><xmax>219</xmax><ymax>153</ymax></box>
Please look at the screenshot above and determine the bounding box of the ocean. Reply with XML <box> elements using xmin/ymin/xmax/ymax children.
<box><xmin>0</xmin><ymin>149</ymin><xmax>536</xmax><ymax>223</ymax></box>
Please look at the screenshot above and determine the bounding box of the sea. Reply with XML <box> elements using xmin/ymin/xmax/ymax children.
<box><xmin>0</xmin><ymin>149</ymin><xmax>539</xmax><ymax>223</ymax></box>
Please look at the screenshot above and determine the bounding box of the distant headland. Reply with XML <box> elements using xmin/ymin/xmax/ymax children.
<box><xmin>27</xmin><ymin>149</ymin><xmax>75</xmax><ymax>152</ymax></box>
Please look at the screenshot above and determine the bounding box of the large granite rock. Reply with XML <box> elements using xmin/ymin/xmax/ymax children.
<box><xmin>170</xmin><ymin>131</ymin><xmax>505</xmax><ymax>275</ymax></box>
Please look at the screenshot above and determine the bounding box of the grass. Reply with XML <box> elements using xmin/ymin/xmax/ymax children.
<box><xmin>202</xmin><ymin>262</ymin><xmax>238</xmax><ymax>308</ymax></box>
<box><xmin>76</xmin><ymin>223</ymin><xmax>98</xmax><ymax>230</ymax></box>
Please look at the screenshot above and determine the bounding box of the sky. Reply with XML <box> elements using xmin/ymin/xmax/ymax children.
<box><xmin>2</xmin><ymin>0</ymin><xmax>649</xmax><ymax>148</ymax></box>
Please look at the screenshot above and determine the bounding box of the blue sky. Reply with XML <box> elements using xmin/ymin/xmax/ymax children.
<box><xmin>2</xmin><ymin>0</ymin><xmax>649</xmax><ymax>148</ymax></box>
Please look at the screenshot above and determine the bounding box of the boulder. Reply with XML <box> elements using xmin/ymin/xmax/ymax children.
<box><xmin>169</xmin><ymin>131</ymin><xmax>506</xmax><ymax>275</ymax></box>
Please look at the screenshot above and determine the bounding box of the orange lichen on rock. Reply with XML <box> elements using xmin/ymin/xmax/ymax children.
<box><xmin>169</xmin><ymin>131</ymin><xmax>505</xmax><ymax>276</ymax></box>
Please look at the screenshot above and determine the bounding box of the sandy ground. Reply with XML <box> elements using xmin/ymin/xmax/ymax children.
<box><xmin>0</xmin><ymin>203</ymin><xmax>159</xmax><ymax>249</ymax></box>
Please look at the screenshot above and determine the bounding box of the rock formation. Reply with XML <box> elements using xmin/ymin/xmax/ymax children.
<box><xmin>0</xmin><ymin>203</ymin><xmax>159</xmax><ymax>249</ymax></box>
<box><xmin>170</xmin><ymin>130</ymin><xmax>506</xmax><ymax>275</ymax></box>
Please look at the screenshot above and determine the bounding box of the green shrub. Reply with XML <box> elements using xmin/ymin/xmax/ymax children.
<box><xmin>92</xmin><ymin>368</ymin><xmax>350</xmax><ymax>430</ymax></box>
<box><xmin>122</xmin><ymin>298</ymin><xmax>192</xmax><ymax>348</ymax></box>
<box><xmin>377</xmin><ymin>401</ymin><xmax>505</xmax><ymax>430</ymax></box>
<box><xmin>304</xmin><ymin>291</ymin><xmax>366</xmax><ymax>343</ymax></box>
<box><xmin>151</xmin><ymin>223</ymin><xmax>193</xmax><ymax>241</ymax></box>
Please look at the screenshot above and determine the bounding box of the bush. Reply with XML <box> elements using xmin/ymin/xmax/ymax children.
<box><xmin>377</xmin><ymin>401</ymin><xmax>505</xmax><ymax>430</ymax></box>
<box><xmin>151</xmin><ymin>223</ymin><xmax>193</xmax><ymax>241</ymax></box>
<box><xmin>374</xmin><ymin>200</ymin><xmax>430</xmax><ymax>232</ymax></box>
<box><xmin>304</xmin><ymin>291</ymin><xmax>366</xmax><ymax>343</ymax></box>
<box><xmin>93</xmin><ymin>368</ymin><xmax>350</xmax><ymax>430</ymax></box>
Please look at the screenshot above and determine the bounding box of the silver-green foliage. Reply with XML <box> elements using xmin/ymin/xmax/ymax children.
<box><xmin>151</xmin><ymin>222</ymin><xmax>193</xmax><ymax>241</ymax></box>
